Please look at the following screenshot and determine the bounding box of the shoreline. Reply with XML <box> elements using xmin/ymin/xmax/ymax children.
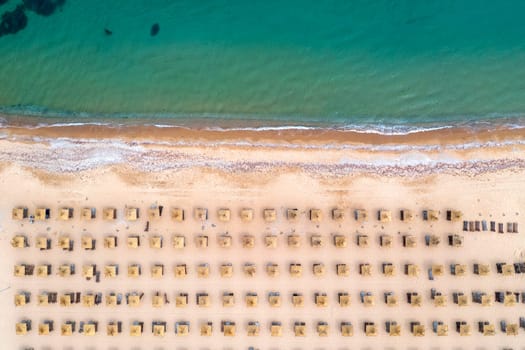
<box><xmin>0</xmin><ymin>117</ymin><xmax>524</xmax><ymax>177</ymax></box>
<box><xmin>1</xmin><ymin>113</ymin><xmax>525</xmax><ymax>147</ymax></box>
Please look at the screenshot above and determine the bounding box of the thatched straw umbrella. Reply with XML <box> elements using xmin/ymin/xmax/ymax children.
<box><xmin>171</xmin><ymin>208</ymin><xmax>184</xmax><ymax>222</ymax></box>
<box><xmin>217</xmin><ymin>208</ymin><xmax>231</xmax><ymax>222</ymax></box>
<box><xmin>263</xmin><ymin>208</ymin><xmax>276</xmax><ymax>222</ymax></box>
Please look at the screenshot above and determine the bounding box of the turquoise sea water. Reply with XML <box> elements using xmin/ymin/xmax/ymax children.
<box><xmin>1</xmin><ymin>0</ymin><xmax>525</xmax><ymax>129</ymax></box>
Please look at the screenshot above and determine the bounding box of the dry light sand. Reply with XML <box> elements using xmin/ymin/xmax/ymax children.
<box><xmin>0</xmin><ymin>123</ymin><xmax>524</xmax><ymax>350</ymax></box>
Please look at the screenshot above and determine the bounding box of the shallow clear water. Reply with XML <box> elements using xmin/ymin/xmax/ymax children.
<box><xmin>0</xmin><ymin>0</ymin><xmax>525</xmax><ymax>127</ymax></box>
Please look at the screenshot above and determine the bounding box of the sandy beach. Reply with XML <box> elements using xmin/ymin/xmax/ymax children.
<box><xmin>1</xmin><ymin>123</ymin><xmax>524</xmax><ymax>349</ymax></box>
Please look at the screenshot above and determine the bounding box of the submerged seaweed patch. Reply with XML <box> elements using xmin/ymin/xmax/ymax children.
<box><xmin>0</xmin><ymin>5</ymin><xmax>27</xmax><ymax>37</ymax></box>
<box><xmin>150</xmin><ymin>23</ymin><xmax>159</xmax><ymax>36</ymax></box>
<box><xmin>23</xmin><ymin>0</ymin><xmax>65</xmax><ymax>16</ymax></box>
<box><xmin>0</xmin><ymin>0</ymin><xmax>65</xmax><ymax>38</ymax></box>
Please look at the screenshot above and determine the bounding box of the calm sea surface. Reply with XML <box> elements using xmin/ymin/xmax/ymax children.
<box><xmin>1</xmin><ymin>0</ymin><xmax>525</xmax><ymax>129</ymax></box>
